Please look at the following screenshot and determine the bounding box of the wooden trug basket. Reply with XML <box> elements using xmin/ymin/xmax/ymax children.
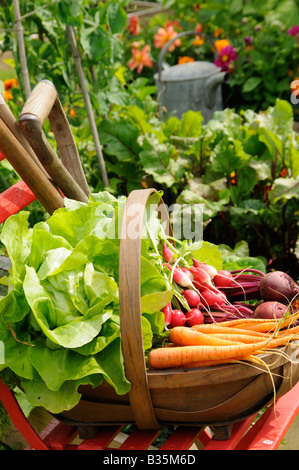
<box><xmin>55</xmin><ymin>188</ymin><xmax>299</xmax><ymax>439</ymax></box>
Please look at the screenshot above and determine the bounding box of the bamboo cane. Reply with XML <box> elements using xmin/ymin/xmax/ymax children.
<box><xmin>12</xmin><ymin>0</ymin><xmax>31</xmax><ymax>98</ymax></box>
<box><xmin>66</xmin><ymin>25</ymin><xmax>109</xmax><ymax>188</ymax></box>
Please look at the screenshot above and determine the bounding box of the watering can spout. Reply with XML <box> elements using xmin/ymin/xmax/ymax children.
<box><xmin>205</xmin><ymin>71</ymin><xmax>228</xmax><ymax>109</ymax></box>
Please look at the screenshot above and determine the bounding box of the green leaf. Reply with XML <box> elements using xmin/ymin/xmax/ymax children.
<box><xmin>125</xmin><ymin>105</ymin><xmax>153</xmax><ymax>135</ymax></box>
<box><xmin>0</xmin><ymin>212</ymin><xmax>32</xmax><ymax>284</ymax></box>
<box><xmin>28</xmin><ymin>339</ymin><xmax>105</xmax><ymax>391</ymax></box>
<box><xmin>56</xmin><ymin>0</ymin><xmax>83</xmax><ymax>26</ymax></box>
<box><xmin>141</xmin><ymin>291</ymin><xmax>172</xmax><ymax>314</ymax></box>
<box><xmin>106</xmin><ymin>1</ymin><xmax>127</xmax><ymax>34</ymax></box>
<box><xmin>242</xmin><ymin>76</ymin><xmax>262</xmax><ymax>93</ymax></box>
<box><xmin>80</xmin><ymin>25</ymin><xmax>110</xmax><ymax>61</ymax></box>
<box><xmin>258</xmin><ymin>127</ymin><xmax>283</xmax><ymax>157</ymax></box>
<box><xmin>178</xmin><ymin>240</ymin><xmax>223</xmax><ymax>271</ymax></box>
<box><xmin>99</xmin><ymin>120</ymin><xmax>141</xmax><ymax>162</ymax></box>
<box><xmin>268</xmin><ymin>177</ymin><xmax>299</xmax><ymax>202</ymax></box>
<box><xmin>0</xmin><ymin>323</ymin><xmax>38</xmax><ymax>380</ymax></box>
<box><xmin>20</xmin><ymin>378</ymin><xmax>81</xmax><ymax>413</ymax></box>
<box><xmin>177</xmin><ymin>110</ymin><xmax>204</xmax><ymax>137</ymax></box>
<box><xmin>139</xmin><ymin>133</ymin><xmax>184</xmax><ymax>187</ymax></box>
<box><xmin>23</xmin><ymin>267</ymin><xmax>112</xmax><ymax>348</ymax></box>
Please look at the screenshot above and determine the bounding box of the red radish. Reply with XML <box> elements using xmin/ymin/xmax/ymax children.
<box><xmin>193</xmin><ymin>280</ymin><xmax>208</xmax><ymax>292</ymax></box>
<box><xmin>162</xmin><ymin>302</ymin><xmax>173</xmax><ymax>326</ymax></box>
<box><xmin>189</xmin><ymin>267</ymin><xmax>214</xmax><ymax>288</ymax></box>
<box><xmin>163</xmin><ymin>242</ymin><xmax>174</xmax><ymax>263</ymax></box>
<box><xmin>213</xmin><ymin>270</ymin><xmax>234</xmax><ymax>288</ymax></box>
<box><xmin>185</xmin><ymin>308</ymin><xmax>204</xmax><ymax>326</ymax></box>
<box><xmin>183</xmin><ymin>289</ymin><xmax>202</xmax><ymax>308</ymax></box>
<box><xmin>180</xmin><ymin>267</ymin><xmax>194</xmax><ymax>281</ymax></box>
<box><xmin>259</xmin><ymin>271</ymin><xmax>299</xmax><ymax>303</ymax></box>
<box><xmin>193</xmin><ymin>260</ymin><xmax>217</xmax><ymax>278</ymax></box>
<box><xmin>253</xmin><ymin>301</ymin><xmax>288</xmax><ymax>319</ymax></box>
<box><xmin>165</xmin><ymin>265</ymin><xmax>194</xmax><ymax>288</ymax></box>
<box><xmin>200</xmin><ymin>289</ymin><xmax>227</xmax><ymax>307</ymax></box>
<box><xmin>169</xmin><ymin>309</ymin><xmax>186</xmax><ymax>328</ymax></box>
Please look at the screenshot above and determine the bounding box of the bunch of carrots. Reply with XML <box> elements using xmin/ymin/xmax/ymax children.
<box><xmin>149</xmin><ymin>310</ymin><xmax>299</xmax><ymax>370</ymax></box>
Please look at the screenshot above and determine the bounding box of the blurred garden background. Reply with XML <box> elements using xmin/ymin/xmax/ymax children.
<box><xmin>0</xmin><ymin>0</ymin><xmax>298</xmax><ymax>280</ymax></box>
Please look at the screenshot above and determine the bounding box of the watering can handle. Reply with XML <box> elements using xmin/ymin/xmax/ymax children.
<box><xmin>157</xmin><ymin>31</ymin><xmax>214</xmax><ymax>82</ymax></box>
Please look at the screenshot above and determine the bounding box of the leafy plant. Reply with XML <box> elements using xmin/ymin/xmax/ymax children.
<box><xmin>97</xmin><ymin>97</ymin><xmax>298</xmax><ymax>278</ymax></box>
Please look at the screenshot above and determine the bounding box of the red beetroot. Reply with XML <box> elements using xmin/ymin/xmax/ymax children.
<box><xmin>259</xmin><ymin>271</ymin><xmax>299</xmax><ymax>303</ymax></box>
<box><xmin>169</xmin><ymin>309</ymin><xmax>186</xmax><ymax>328</ymax></box>
<box><xmin>185</xmin><ymin>308</ymin><xmax>204</xmax><ymax>326</ymax></box>
<box><xmin>253</xmin><ymin>301</ymin><xmax>288</xmax><ymax>319</ymax></box>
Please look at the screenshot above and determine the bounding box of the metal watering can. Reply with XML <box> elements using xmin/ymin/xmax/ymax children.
<box><xmin>154</xmin><ymin>31</ymin><xmax>228</xmax><ymax>122</ymax></box>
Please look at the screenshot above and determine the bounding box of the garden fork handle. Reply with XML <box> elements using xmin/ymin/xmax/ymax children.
<box><xmin>0</xmin><ymin>94</ymin><xmax>49</xmax><ymax>178</ymax></box>
<box><xmin>19</xmin><ymin>80</ymin><xmax>90</xmax><ymax>201</ymax></box>
<box><xmin>0</xmin><ymin>117</ymin><xmax>64</xmax><ymax>214</ymax></box>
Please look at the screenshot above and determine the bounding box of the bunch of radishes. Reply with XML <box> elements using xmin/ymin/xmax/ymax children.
<box><xmin>161</xmin><ymin>241</ymin><xmax>299</xmax><ymax>328</ymax></box>
<box><xmin>161</xmin><ymin>242</ymin><xmax>258</xmax><ymax>328</ymax></box>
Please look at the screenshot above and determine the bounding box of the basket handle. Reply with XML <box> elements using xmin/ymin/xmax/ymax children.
<box><xmin>19</xmin><ymin>80</ymin><xmax>90</xmax><ymax>201</ymax></box>
<box><xmin>119</xmin><ymin>188</ymin><xmax>172</xmax><ymax>429</ymax></box>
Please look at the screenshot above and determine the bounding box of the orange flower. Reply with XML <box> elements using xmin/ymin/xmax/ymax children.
<box><xmin>178</xmin><ymin>56</ymin><xmax>195</xmax><ymax>64</ymax></box>
<box><xmin>214</xmin><ymin>27</ymin><xmax>223</xmax><ymax>38</ymax></box>
<box><xmin>230</xmin><ymin>171</ymin><xmax>237</xmax><ymax>185</ymax></box>
<box><xmin>279</xmin><ymin>168</ymin><xmax>288</xmax><ymax>177</ymax></box>
<box><xmin>4</xmin><ymin>90</ymin><xmax>13</xmax><ymax>100</ymax></box>
<box><xmin>128</xmin><ymin>15</ymin><xmax>140</xmax><ymax>36</ymax></box>
<box><xmin>214</xmin><ymin>39</ymin><xmax>231</xmax><ymax>54</ymax></box>
<box><xmin>127</xmin><ymin>43</ymin><xmax>153</xmax><ymax>73</ymax></box>
<box><xmin>195</xmin><ymin>23</ymin><xmax>202</xmax><ymax>33</ymax></box>
<box><xmin>193</xmin><ymin>35</ymin><xmax>204</xmax><ymax>46</ymax></box>
<box><xmin>154</xmin><ymin>25</ymin><xmax>181</xmax><ymax>51</ymax></box>
<box><xmin>4</xmin><ymin>78</ymin><xmax>18</xmax><ymax>90</ymax></box>
<box><xmin>165</xmin><ymin>19</ymin><xmax>183</xmax><ymax>30</ymax></box>
<box><xmin>69</xmin><ymin>108</ymin><xmax>76</xmax><ymax>118</ymax></box>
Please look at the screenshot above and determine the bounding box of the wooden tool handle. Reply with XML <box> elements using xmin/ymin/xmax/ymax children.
<box><xmin>119</xmin><ymin>188</ymin><xmax>173</xmax><ymax>429</ymax></box>
<box><xmin>0</xmin><ymin>94</ymin><xmax>49</xmax><ymax>178</ymax></box>
<box><xmin>19</xmin><ymin>114</ymin><xmax>89</xmax><ymax>203</ymax></box>
<box><xmin>0</xmin><ymin>118</ymin><xmax>64</xmax><ymax>214</ymax></box>
<box><xmin>19</xmin><ymin>80</ymin><xmax>90</xmax><ymax>198</ymax></box>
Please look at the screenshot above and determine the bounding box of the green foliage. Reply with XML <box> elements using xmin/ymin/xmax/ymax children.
<box><xmin>0</xmin><ymin>0</ymin><xmax>298</xmax><ymax>274</ymax></box>
<box><xmin>98</xmin><ymin>99</ymin><xmax>298</xmax><ymax>275</ymax></box>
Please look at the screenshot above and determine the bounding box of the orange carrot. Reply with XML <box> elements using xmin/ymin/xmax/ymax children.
<box><xmin>148</xmin><ymin>336</ymin><xmax>273</xmax><ymax>369</ymax></box>
<box><xmin>169</xmin><ymin>326</ymin><xmax>243</xmax><ymax>347</ymax></box>
<box><xmin>277</xmin><ymin>324</ymin><xmax>299</xmax><ymax>336</ymax></box>
<box><xmin>192</xmin><ymin>324</ymin><xmax>270</xmax><ymax>337</ymax></box>
<box><xmin>230</xmin><ymin>310</ymin><xmax>299</xmax><ymax>330</ymax></box>
<box><xmin>211</xmin><ymin>333</ymin><xmax>266</xmax><ymax>344</ymax></box>
<box><xmin>180</xmin><ymin>355</ymin><xmax>259</xmax><ymax>368</ymax></box>
<box><xmin>233</xmin><ymin>322</ymin><xmax>281</xmax><ymax>333</ymax></box>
